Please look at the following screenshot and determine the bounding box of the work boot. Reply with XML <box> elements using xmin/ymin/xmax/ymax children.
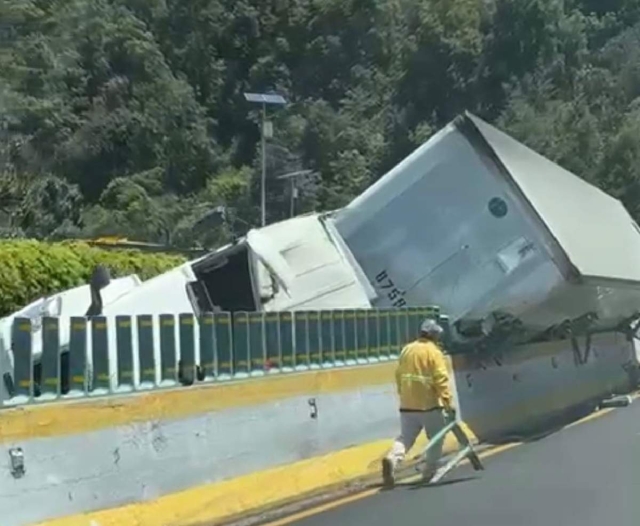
<box><xmin>381</xmin><ymin>458</ymin><xmax>395</xmax><ymax>488</ymax></box>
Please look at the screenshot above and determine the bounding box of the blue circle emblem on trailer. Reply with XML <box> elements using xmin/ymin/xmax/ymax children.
<box><xmin>488</xmin><ymin>197</ymin><xmax>508</xmax><ymax>218</ymax></box>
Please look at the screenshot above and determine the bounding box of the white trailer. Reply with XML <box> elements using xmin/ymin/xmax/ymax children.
<box><xmin>330</xmin><ymin>112</ymin><xmax>640</xmax><ymax>340</ymax></box>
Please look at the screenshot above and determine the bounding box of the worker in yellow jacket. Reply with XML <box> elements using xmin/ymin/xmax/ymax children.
<box><xmin>382</xmin><ymin>318</ymin><xmax>454</xmax><ymax>487</ymax></box>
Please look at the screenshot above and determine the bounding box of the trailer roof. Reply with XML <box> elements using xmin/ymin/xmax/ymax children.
<box><xmin>461</xmin><ymin>113</ymin><xmax>640</xmax><ymax>284</ymax></box>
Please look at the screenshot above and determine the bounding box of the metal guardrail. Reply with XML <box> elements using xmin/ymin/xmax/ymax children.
<box><xmin>4</xmin><ymin>306</ymin><xmax>442</xmax><ymax>405</ymax></box>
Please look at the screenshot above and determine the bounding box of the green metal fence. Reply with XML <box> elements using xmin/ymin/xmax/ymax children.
<box><xmin>4</xmin><ymin>306</ymin><xmax>441</xmax><ymax>404</ymax></box>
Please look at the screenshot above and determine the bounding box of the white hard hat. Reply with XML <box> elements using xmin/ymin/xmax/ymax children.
<box><xmin>420</xmin><ymin>318</ymin><xmax>443</xmax><ymax>336</ymax></box>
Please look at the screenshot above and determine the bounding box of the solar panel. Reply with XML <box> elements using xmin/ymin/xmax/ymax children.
<box><xmin>276</xmin><ymin>170</ymin><xmax>315</xmax><ymax>180</ymax></box>
<box><xmin>244</xmin><ymin>92</ymin><xmax>287</xmax><ymax>105</ymax></box>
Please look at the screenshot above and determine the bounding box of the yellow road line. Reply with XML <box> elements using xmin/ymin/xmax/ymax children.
<box><xmin>261</xmin><ymin>398</ymin><xmax>632</xmax><ymax>526</ymax></box>
<box><xmin>263</xmin><ymin>492</ymin><xmax>381</xmax><ymax>526</ymax></box>
<box><xmin>564</xmin><ymin>408</ymin><xmax>614</xmax><ymax>429</ymax></box>
<box><xmin>262</xmin><ymin>442</ymin><xmax>522</xmax><ymax>526</ymax></box>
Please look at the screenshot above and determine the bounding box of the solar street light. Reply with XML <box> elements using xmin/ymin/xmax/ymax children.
<box><xmin>244</xmin><ymin>92</ymin><xmax>288</xmax><ymax>227</ymax></box>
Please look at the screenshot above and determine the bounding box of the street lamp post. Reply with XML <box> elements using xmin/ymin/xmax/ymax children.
<box><xmin>243</xmin><ymin>92</ymin><xmax>287</xmax><ymax>227</ymax></box>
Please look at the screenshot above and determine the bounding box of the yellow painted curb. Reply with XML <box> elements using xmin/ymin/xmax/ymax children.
<box><xmin>33</xmin><ymin>429</ymin><xmax>473</xmax><ymax>526</ymax></box>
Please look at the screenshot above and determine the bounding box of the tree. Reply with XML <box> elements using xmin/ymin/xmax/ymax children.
<box><xmin>597</xmin><ymin>110</ymin><xmax>640</xmax><ymax>219</ymax></box>
<box><xmin>2</xmin><ymin>0</ymin><xmax>640</xmax><ymax>245</ymax></box>
<box><xmin>17</xmin><ymin>175</ymin><xmax>83</xmax><ymax>239</ymax></box>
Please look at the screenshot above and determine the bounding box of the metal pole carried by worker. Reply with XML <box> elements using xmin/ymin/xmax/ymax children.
<box><xmin>382</xmin><ymin>318</ymin><xmax>455</xmax><ymax>488</ymax></box>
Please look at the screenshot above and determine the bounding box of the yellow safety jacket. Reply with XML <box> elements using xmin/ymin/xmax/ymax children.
<box><xmin>395</xmin><ymin>338</ymin><xmax>453</xmax><ymax>412</ymax></box>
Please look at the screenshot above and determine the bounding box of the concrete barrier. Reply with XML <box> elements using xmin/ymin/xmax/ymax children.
<box><xmin>0</xmin><ymin>360</ymin><xmax>470</xmax><ymax>526</ymax></box>
<box><xmin>1</xmin><ymin>327</ymin><xmax>636</xmax><ymax>526</ymax></box>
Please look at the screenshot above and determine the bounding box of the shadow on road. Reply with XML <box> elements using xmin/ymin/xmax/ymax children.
<box><xmin>405</xmin><ymin>475</ymin><xmax>480</xmax><ymax>490</ymax></box>
<box><xmin>377</xmin><ymin>475</ymin><xmax>479</xmax><ymax>493</ymax></box>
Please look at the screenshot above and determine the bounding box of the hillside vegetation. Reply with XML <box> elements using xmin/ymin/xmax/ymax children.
<box><xmin>2</xmin><ymin>0</ymin><xmax>640</xmax><ymax>248</ymax></box>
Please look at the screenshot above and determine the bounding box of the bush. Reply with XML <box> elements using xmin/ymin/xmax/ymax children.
<box><xmin>0</xmin><ymin>240</ymin><xmax>186</xmax><ymax>317</ymax></box>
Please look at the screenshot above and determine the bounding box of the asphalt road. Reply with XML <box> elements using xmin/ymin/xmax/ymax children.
<box><xmin>283</xmin><ymin>403</ymin><xmax>640</xmax><ymax>526</ymax></box>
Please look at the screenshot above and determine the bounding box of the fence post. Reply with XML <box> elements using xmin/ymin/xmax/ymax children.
<box><xmin>264</xmin><ymin>312</ymin><xmax>281</xmax><ymax>373</ymax></box>
<box><xmin>333</xmin><ymin>310</ymin><xmax>346</xmax><ymax>367</ymax></box>
<box><xmin>367</xmin><ymin>309</ymin><xmax>381</xmax><ymax>362</ymax></box>
<box><xmin>378</xmin><ymin>309</ymin><xmax>391</xmax><ymax>362</ymax></box>
<box><xmin>90</xmin><ymin>316</ymin><xmax>110</xmax><ymax>394</ymax></box>
<box><xmin>355</xmin><ymin>310</ymin><xmax>368</xmax><ymax>364</ymax></box>
<box><xmin>344</xmin><ymin>309</ymin><xmax>357</xmax><ymax>365</ymax></box>
<box><xmin>399</xmin><ymin>308</ymin><xmax>410</xmax><ymax>345</ymax></box>
<box><xmin>159</xmin><ymin>314</ymin><xmax>178</xmax><ymax>386</ymax></box>
<box><xmin>232</xmin><ymin>312</ymin><xmax>250</xmax><ymax>378</ymax></box>
<box><xmin>389</xmin><ymin>310</ymin><xmax>401</xmax><ymax>358</ymax></box>
<box><xmin>68</xmin><ymin>317</ymin><xmax>88</xmax><ymax>396</ymax></box>
<box><xmin>179</xmin><ymin>313</ymin><xmax>196</xmax><ymax>385</ymax></box>
<box><xmin>214</xmin><ymin>312</ymin><xmax>233</xmax><ymax>379</ymax></box>
<box><xmin>136</xmin><ymin>314</ymin><xmax>156</xmax><ymax>388</ymax></box>
<box><xmin>116</xmin><ymin>315</ymin><xmax>135</xmax><ymax>392</ymax></box>
<box><xmin>12</xmin><ymin>317</ymin><xmax>33</xmax><ymax>402</ymax></box>
<box><xmin>408</xmin><ymin>307</ymin><xmax>421</xmax><ymax>338</ymax></box>
<box><xmin>214</xmin><ymin>312</ymin><xmax>232</xmax><ymax>379</ymax></box>
<box><xmin>308</xmin><ymin>311</ymin><xmax>321</xmax><ymax>369</ymax></box>
<box><xmin>279</xmin><ymin>312</ymin><xmax>294</xmax><ymax>372</ymax></box>
<box><xmin>320</xmin><ymin>311</ymin><xmax>335</xmax><ymax>368</ymax></box>
<box><xmin>248</xmin><ymin>312</ymin><xmax>265</xmax><ymax>376</ymax></box>
<box><xmin>294</xmin><ymin>311</ymin><xmax>309</xmax><ymax>370</ymax></box>
<box><xmin>39</xmin><ymin>316</ymin><xmax>60</xmax><ymax>400</ymax></box>
<box><xmin>199</xmin><ymin>313</ymin><xmax>216</xmax><ymax>380</ymax></box>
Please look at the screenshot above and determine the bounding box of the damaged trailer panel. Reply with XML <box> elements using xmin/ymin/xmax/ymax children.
<box><xmin>331</xmin><ymin>112</ymin><xmax>640</xmax><ymax>340</ymax></box>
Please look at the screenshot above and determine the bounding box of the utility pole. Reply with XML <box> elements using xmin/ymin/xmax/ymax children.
<box><xmin>290</xmin><ymin>176</ymin><xmax>296</xmax><ymax>217</ymax></box>
<box><xmin>244</xmin><ymin>92</ymin><xmax>287</xmax><ymax>227</ymax></box>
<box><xmin>260</xmin><ymin>102</ymin><xmax>267</xmax><ymax>227</ymax></box>
<box><xmin>276</xmin><ymin>170</ymin><xmax>316</xmax><ymax>219</ymax></box>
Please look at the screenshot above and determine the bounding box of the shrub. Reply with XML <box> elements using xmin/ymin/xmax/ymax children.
<box><xmin>0</xmin><ymin>240</ymin><xmax>186</xmax><ymax>317</ymax></box>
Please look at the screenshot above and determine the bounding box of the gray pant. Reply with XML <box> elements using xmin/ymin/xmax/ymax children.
<box><xmin>386</xmin><ymin>409</ymin><xmax>448</xmax><ymax>474</ymax></box>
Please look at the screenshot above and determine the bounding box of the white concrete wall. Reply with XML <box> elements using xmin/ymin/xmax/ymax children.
<box><xmin>1</xmin><ymin>332</ymin><xmax>636</xmax><ymax>526</ymax></box>
<box><xmin>0</xmin><ymin>382</ymin><xmax>398</xmax><ymax>526</ymax></box>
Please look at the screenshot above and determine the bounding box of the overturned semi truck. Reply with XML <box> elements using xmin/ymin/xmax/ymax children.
<box><xmin>3</xmin><ymin>112</ymin><xmax>640</xmax><ymax>399</ymax></box>
<box><xmin>182</xmin><ymin>112</ymin><xmax>640</xmax><ymax>346</ymax></box>
<box><xmin>331</xmin><ymin>112</ymin><xmax>640</xmax><ymax>347</ymax></box>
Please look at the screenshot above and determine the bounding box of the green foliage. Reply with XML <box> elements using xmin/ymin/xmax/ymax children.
<box><xmin>3</xmin><ymin>0</ymin><xmax>640</xmax><ymax>250</ymax></box>
<box><xmin>17</xmin><ymin>175</ymin><xmax>84</xmax><ymax>239</ymax></box>
<box><xmin>0</xmin><ymin>240</ymin><xmax>186</xmax><ymax>317</ymax></box>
